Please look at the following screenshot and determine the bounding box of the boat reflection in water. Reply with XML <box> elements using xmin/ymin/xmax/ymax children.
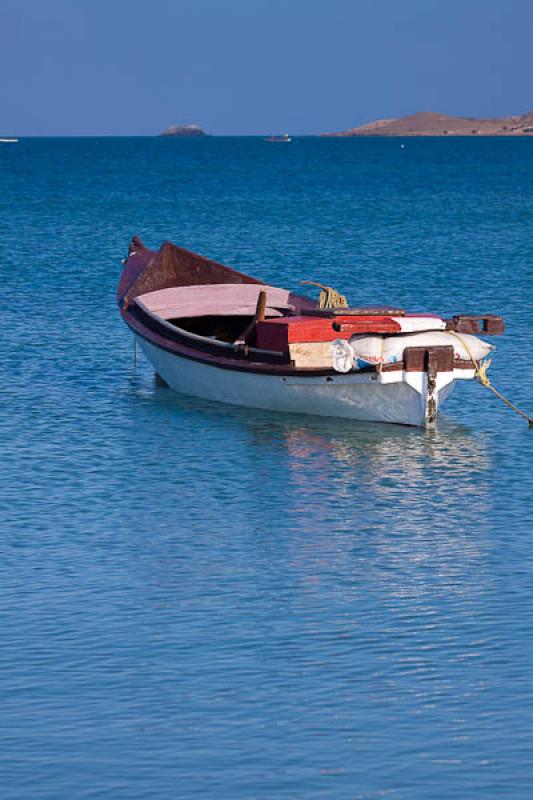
<box><xmin>136</xmin><ymin>375</ymin><xmax>492</xmax><ymax>566</ymax></box>
<box><xmin>244</xmin><ymin>413</ymin><xmax>493</xmax><ymax>600</ymax></box>
<box><xmin>128</xmin><ymin>369</ymin><xmax>498</xmax><ymax>654</ymax></box>
<box><xmin>126</xmin><ymin>372</ymin><xmax>499</xmax><ymax>735</ymax></box>
<box><xmin>243</xmin><ymin>413</ymin><xmax>491</xmax><ymax>509</ymax></box>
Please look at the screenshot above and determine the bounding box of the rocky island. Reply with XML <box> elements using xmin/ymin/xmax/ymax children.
<box><xmin>159</xmin><ymin>124</ymin><xmax>207</xmax><ymax>137</ymax></box>
<box><xmin>325</xmin><ymin>111</ymin><xmax>533</xmax><ymax>137</ymax></box>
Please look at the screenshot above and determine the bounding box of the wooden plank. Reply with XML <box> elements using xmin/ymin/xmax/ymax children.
<box><xmin>404</xmin><ymin>346</ymin><xmax>455</xmax><ymax>372</ymax></box>
<box><xmin>289</xmin><ymin>342</ymin><xmax>333</xmax><ymax>368</ymax></box>
<box><xmin>256</xmin><ymin>315</ymin><xmax>402</xmax><ymax>349</ymax></box>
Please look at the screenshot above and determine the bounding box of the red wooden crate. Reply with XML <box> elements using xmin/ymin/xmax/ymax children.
<box><xmin>256</xmin><ymin>316</ymin><xmax>401</xmax><ymax>351</ymax></box>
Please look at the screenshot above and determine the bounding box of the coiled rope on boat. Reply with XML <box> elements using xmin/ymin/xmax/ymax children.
<box><xmin>449</xmin><ymin>332</ymin><xmax>533</xmax><ymax>427</ymax></box>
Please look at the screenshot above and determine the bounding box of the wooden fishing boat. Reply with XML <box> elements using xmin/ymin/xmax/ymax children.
<box><xmin>117</xmin><ymin>237</ymin><xmax>504</xmax><ymax>427</ymax></box>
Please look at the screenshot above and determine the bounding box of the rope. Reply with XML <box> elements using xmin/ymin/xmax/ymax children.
<box><xmin>449</xmin><ymin>332</ymin><xmax>533</xmax><ymax>427</ymax></box>
<box><xmin>300</xmin><ymin>281</ymin><xmax>349</xmax><ymax>309</ymax></box>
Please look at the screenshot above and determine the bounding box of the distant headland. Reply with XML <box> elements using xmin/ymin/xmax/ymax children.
<box><xmin>159</xmin><ymin>124</ymin><xmax>207</xmax><ymax>137</ymax></box>
<box><xmin>324</xmin><ymin>111</ymin><xmax>533</xmax><ymax>137</ymax></box>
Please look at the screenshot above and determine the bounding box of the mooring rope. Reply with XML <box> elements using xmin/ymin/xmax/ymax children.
<box><xmin>449</xmin><ymin>331</ymin><xmax>533</xmax><ymax>427</ymax></box>
<box><xmin>300</xmin><ymin>281</ymin><xmax>349</xmax><ymax>309</ymax></box>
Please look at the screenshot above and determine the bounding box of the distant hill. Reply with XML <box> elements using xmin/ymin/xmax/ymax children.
<box><xmin>160</xmin><ymin>124</ymin><xmax>207</xmax><ymax>137</ymax></box>
<box><xmin>324</xmin><ymin>111</ymin><xmax>533</xmax><ymax>137</ymax></box>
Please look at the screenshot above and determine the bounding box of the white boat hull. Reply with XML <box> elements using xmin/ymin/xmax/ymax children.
<box><xmin>137</xmin><ymin>338</ymin><xmax>474</xmax><ymax>427</ymax></box>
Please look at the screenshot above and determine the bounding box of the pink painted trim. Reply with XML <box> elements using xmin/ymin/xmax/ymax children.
<box><xmin>136</xmin><ymin>283</ymin><xmax>296</xmax><ymax>320</ymax></box>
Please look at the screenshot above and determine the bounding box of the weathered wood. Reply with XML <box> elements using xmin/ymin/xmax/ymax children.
<box><xmin>240</xmin><ymin>289</ymin><xmax>268</xmax><ymax>345</ymax></box>
<box><xmin>289</xmin><ymin>342</ymin><xmax>333</xmax><ymax>368</ymax></box>
<box><xmin>446</xmin><ymin>314</ymin><xmax>505</xmax><ymax>335</ymax></box>
<box><xmin>302</xmin><ymin>306</ymin><xmax>406</xmax><ymax>317</ymax></box>
<box><xmin>136</xmin><ymin>283</ymin><xmax>293</xmax><ymax>320</ymax></box>
<box><xmin>404</xmin><ymin>345</ymin><xmax>455</xmax><ymax>372</ymax></box>
<box><xmin>122</xmin><ymin>240</ymin><xmax>263</xmax><ymax>309</ymax></box>
<box><xmin>256</xmin><ymin>315</ymin><xmax>402</xmax><ymax>351</ymax></box>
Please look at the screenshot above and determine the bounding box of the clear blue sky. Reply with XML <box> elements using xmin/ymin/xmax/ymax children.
<box><xmin>1</xmin><ymin>0</ymin><xmax>530</xmax><ymax>135</ymax></box>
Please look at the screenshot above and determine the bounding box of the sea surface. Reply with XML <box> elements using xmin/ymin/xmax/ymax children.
<box><xmin>1</xmin><ymin>136</ymin><xmax>532</xmax><ymax>799</ymax></box>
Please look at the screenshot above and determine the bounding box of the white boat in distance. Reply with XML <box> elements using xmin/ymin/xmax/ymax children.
<box><xmin>117</xmin><ymin>237</ymin><xmax>504</xmax><ymax>427</ymax></box>
<box><xmin>0</xmin><ymin>138</ymin><xmax>19</xmax><ymax>143</ymax></box>
<box><xmin>264</xmin><ymin>133</ymin><xmax>292</xmax><ymax>142</ymax></box>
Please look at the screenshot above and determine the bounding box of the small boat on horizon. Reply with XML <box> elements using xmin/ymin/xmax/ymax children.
<box><xmin>264</xmin><ymin>133</ymin><xmax>292</xmax><ymax>142</ymax></box>
<box><xmin>117</xmin><ymin>238</ymin><xmax>504</xmax><ymax>427</ymax></box>
<box><xmin>0</xmin><ymin>138</ymin><xmax>19</xmax><ymax>143</ymax></box>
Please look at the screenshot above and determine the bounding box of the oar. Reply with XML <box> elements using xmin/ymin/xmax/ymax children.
<box><xmin>236</xmin><ymin>289</ymin><xmax>267</xmax><ymax>345</ymax></box>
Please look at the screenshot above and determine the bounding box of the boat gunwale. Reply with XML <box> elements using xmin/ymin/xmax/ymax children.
<box><xmin>118</xmin><ymin>237</ymin><xmax>480</xmax><ymax>377</ymax></box>
<box><xmin>134</xmin><ymin>297</ymin><xmax>286</xmax><ymax>359</ymax></box>
<box><xmin>122</xmin><ymin>303</ymin><xmax>478</xmax><ymax>378</ymax></box>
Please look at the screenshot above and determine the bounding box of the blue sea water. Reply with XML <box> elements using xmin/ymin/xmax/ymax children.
<box><xmin>1</xmin><ymin>136</ymin><xmax>532</xmax><ymax>799</ymax></box>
